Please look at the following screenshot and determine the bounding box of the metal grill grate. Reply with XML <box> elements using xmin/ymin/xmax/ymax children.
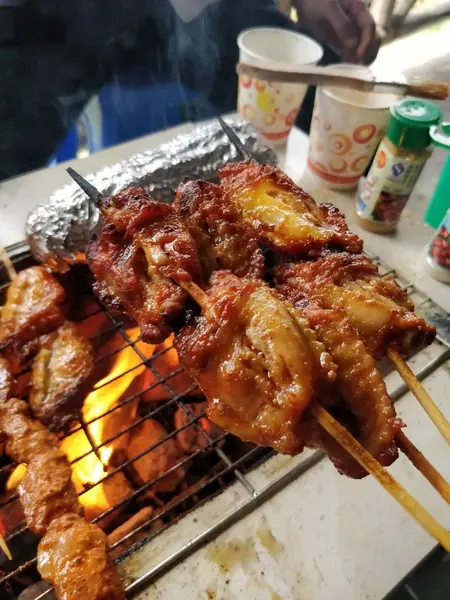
<box><xmin>0</xmin><ymin>242</ymin><xmax>273</xmax><ymax>599</ymax></box>
<box><xmin>0</xmin><ymin>242</ymin><xmax>449</xmax><ymax>600</ymax></box>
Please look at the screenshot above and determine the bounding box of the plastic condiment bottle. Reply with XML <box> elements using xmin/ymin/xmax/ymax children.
<box><xmin>424</xmin><ymin>207</ymin><xmax>450</xmax><ymax>284</ymax></box>
<box><xmin>424</xmin><ymin>123</ymin><xmax>450</xmax><ymax>228</ymax></box>
<box><xmin>356</xmin><ymin>99</ymin><xmax>443</xmax><ymax>233</ymax></box>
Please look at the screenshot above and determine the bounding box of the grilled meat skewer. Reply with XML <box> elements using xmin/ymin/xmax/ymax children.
<box><xmin>0</xmin><ymin>266</ymin><xmax>65</xmax><ymax>351</ymax></box>
<box><xmin>219</xmin><ymin>160</ymin><xmax>363</xmax><ymax>255</ymax></box>
<box><xmin>0</xmin><ymin>399</ymin><xmax>124</xmax><ymax>600</ymax></box>
<box><xmin>29</xmin><ymin>321</ymin><xmax>95</xmax><ymax>431</ymax></box>
<box><xmin>174</xmin><ymin>179</ymin><xmax>264</xmax><ymax>280</ymax></box>
<box><xmin>274</xmin><ymin>253</ymin><xmax>435</xmax><ymax>359</ymax></box>
<box><xmin>87</xmin><ymin>186</ymin><xmax>203</xmax><ymax>343</ymax></box>
<box><xmin>175</xmin><ymin>271</ymin><xmax>337</xmax><ymax>455</ymax></box>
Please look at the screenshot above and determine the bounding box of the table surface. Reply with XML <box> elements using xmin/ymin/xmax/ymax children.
<box><xmin>1</xmin><ymin>123</ymin><xmax>449</xmax><ymax>600</ymax></box>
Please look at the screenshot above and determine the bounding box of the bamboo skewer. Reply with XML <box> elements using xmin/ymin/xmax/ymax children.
<box><xmin>0</xmin><ymin>534</ymin><xmax>12</xmax><ymax>560</ymax></box>
<box><xmin>388</xmin><ymin>348</ymin><xmax>450</xmax><ymax>444</ymax></box>
<box><xmin>311</xmin><ymin>403</ymin><xmax>450</xmax><ymax>552</ymax></box>
<box><xmin>396</xmin><ymin>431</ymin><xmax>450</xmax><ymax>504</ymax></box>
<box><xmin>0</xmin><ymin>244</ymin><xmax>17</xmax><ymax>280</ymax></box>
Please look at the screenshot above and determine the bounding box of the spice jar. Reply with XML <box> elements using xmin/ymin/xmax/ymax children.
<box><xmin>356</xmin><ymin>99</ymin><xmax>442</xmax><ymax>233</ymax></box>
<box><xmin>424</xmin><ymin>207</ymin><xmax>450</xmax><ymax>284</ymax></box>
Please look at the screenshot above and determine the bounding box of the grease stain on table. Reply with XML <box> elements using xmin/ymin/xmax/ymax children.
<box><xmin>257</xmin><ymin>526</ymin><xmax>284</xmax><ymax>557</ymax></box>
<box><xmin>205</xmin><ymin>537</ymin><xmax>258</xmax><ymax>574</ymax></box>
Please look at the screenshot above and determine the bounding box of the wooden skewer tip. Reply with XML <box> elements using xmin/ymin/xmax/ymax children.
<box><xmin>0</xmin><ymin>534</ymin><xmax>12</xmax><ymax>560</ymax></box>
<box><xmin>388</xmin><ymin>349</ymin><xmax>450</xmax><ymax>445</ymax></box>
<box><xmin>0</xmin><ymin>244</ymin><xmax>17</xmax><ymax>281</ymax></box>
<box><xmin>311</xmin><ymin>403</ymin><xmax>450</xmax><ymax>552</ymax></box>
<box><xmin>396</xmin><ymin>431</ymin><xmax>450</xmax><ymax>505</ymax></box>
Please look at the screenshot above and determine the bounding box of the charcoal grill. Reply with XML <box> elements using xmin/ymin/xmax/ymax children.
<box><xmin>1</xmin><ymin>241</ymin><xmax>450</xmax><ymax>600</ymax></box>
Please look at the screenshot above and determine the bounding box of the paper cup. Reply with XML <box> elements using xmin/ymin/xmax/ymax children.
<box><xmin>238</xmin><ymin>27</ymin><xmax>323</xmax><ymax>146</ymax></box>
<box><xmin>307</xmin><ymin>65</ymin><xmax>402</xmax><ymax>189</ymax></box>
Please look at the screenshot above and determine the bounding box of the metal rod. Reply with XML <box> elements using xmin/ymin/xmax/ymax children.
<box><xmin>217</xmin><ymin>117</ymin><xmax>255</xmax><ymax>161</ymax></box>
<box><xmin>124</xmin><ymin>451</ymin><xmax>324</xmax><ymax>597</ymax></box>
<box><xmin>66</xmin><ymin>167</ymin><xmax>104</xmax><ymax>207</ymax></box>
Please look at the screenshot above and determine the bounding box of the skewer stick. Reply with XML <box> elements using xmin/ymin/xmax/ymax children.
<box><xmin>176</xmin><ymin>279</ymin><xmax>210</xmax><ymax>312</ymax></box>
<box><xmin>396</xmin><ymin>431</ymin><xmax>450</xmax><ymax>504</ymax></box>
<box><xmin>388</xmin><ymin>348</ymin><xmax>450</xmax><ymax>444</ymax></box>
<box><xmin>0</xmin><ymin>535</ymin><xmax>12</xmax><ymax>560</ymax></box>
<box><xmin>0</xmin><ymin>244</ymin><xmax>17</xmax><ymax>280</ymax></box>
<box><xmin>0</xmin><ymin>516</ymin><xmax>12</xmax><ymax>560</ymax></box>
<box><xmin>311</xmin><ymin>403</ymin><xmax>450</xmax><ymax>552</ymax></box>
<box><xmin>66</xmin><ymin>167</ymin><xmax>105</xmax><ymax>208</ymax></box>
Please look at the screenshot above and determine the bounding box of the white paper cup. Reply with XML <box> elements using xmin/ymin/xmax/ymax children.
<box><xmin>307</xmin><ymin>65</ymin><xmax>402</xmax><ymax>189</ymax></box>
<box><xmin>237</xmin><ymin>27</ymin><xmax>323</xmax><ymax>146</ymax></box>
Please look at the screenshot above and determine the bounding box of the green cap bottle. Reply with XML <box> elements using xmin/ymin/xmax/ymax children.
<box><xmin>424</xmin><ymin>123</ymin><xmax>450</xmax><ymax>229</ymax></box>
<box><xmin>386</xmin><ymin>99</ymin><xmax>443</xmax><ymax>151</ymax></box>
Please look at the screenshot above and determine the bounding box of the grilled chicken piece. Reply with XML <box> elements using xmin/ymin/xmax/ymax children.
<box><xmin>0</xmin><ymin>399</ymin><xmax>124</xmax><ymax>600</ymax></box>
<box><xmin>0</xmin><ymin>399</ymin><xmax>82</xmax><ymax>534</ymax></box>
<box><xmin>87</xmin><ymin>187</ymin><xmax>203</xmax><ymax>343</ymax></box>
<box><xmin>39</xmin><ymin>513</ymin><xmax>124</xmax><ymax>600</ymax></box>
<box><xmin>299</xmin><ymin>416</ymin><xmax>368</xmax><ymax>479</ymax></box>
<box><xmin>219</xmin><ymin>161</ymin><xmax>362</xmax><ymax>255</ymax></box>
<box><xmin>174</xmin><ymin>179</ymin><xmax>264</xmax><ymax>279</ymax></box>
<box><xmin>175</xmin><ymin>271</ymin><xmax>337</xmax><ymax>455</ymax></box>
<box><xmin>0</xmin><ymin>356</ymin><xmax>12</xmax><ymax>404</ymax></box>
<box><xmin>29</xmin><ymin>322</ymin><xmax>95</xmax><ymax>431</ymax></box>
<box><xmin>0</xmin><ymin>266</ymin><xmax>65</xmax><ymax>350</ymax></box>
<box><xmin>304</xmin><ymin>308</ymin><xmax>401</xmax><ymax>465</ymax></box>
<box><xmin>275</xmin><ymin>253</ymin><xmax>435</xmax><ymax>359</ymax></box>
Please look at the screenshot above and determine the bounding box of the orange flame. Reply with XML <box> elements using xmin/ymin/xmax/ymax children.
<box><xmin>7</xmin><ymin>327</ymin><xmax>155</xmax><ymax>514</ymax></box>
<box><xmin>61</xmin><ymin>327</ymin><xmax>154</xmax><ymax>511</ymax></box>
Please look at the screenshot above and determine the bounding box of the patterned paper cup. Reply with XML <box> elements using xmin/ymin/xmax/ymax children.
<box><xmin>238</xmin><ymin>28</ymin><xmax>323</xmax><ymax>146</ymax></box>
<box><xmin>307</xmin><ymin>65</ymin><xmax>402</xmax><ymax>189</ymax></box>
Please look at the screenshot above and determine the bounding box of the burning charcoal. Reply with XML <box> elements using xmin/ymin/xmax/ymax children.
<box><xmin>126</xmin><ymin>419</ymin><xmax>185</xmax><ymax>494</ymax></box>
<box><xmin>18</xmin><ymin>581</ymin><xmax>56</xmax><ymax>600</ymax></box>
<box><xmin>81</xmin><ymin>472</ymin><xmax>134</xmax><ymax>528</ymax></box>
<box><xmin>140</xmin><ymin>335</ymin><xmax>198</xmax><ymax>403</ymax></box>
<box><xmin>174</xmin><ymin>403</ymin><xmax>224</xmax><ymax>454</ymax></box>
<box><xmin>107</xmin><ymin>507</ymin><xmax>164</xmax><ymax>561</ymax></box>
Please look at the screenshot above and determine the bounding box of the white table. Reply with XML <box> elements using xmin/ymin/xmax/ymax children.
<box><xmin>1</xmin><ymin>124</ymin><xmax>449</xmax><ymax>600</ymax></box>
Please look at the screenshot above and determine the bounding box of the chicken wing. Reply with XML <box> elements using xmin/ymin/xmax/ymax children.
<box><xmin>29</xmin><ymin>321</ymin><xmax>95</xmax><ymax>431</ymax></box>
<box><xmin>302</xmin><ymin>306</ymin><xmax>400</xmax><ymax>464</ymax></box>
<box><xmin>174</xmin><ymin>179</ymin><xmax>264</xmax><ymax>279</ymax></box>
<box><xmin>275</xmin><ymin>253</ymin><xmax>435</xmax><ymax>359</ymax></box>
<box><xmin>0</xmin><ymin>266</ymin><xmax>65</xmax><ymax>350</ymax></box>
<box><xmin>87</xmin><ymin>187</ymin><xmax>203</xmax><ymax>343</ymax></box>
<box><xmin>219</xmin><ymin>161</ymin><xmax>362</xmax><ymax>255</ymax></box>
<box><xmin>175</xmin><ymin>271</ymin><xmax>337</xmax><ymax>454</ymax></box>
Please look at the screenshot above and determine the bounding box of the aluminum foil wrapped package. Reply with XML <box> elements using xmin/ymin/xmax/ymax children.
<box><xmin>26</xmin><ymin>117</ymin><xmax>276</xmax><ymax>272</ymax></box>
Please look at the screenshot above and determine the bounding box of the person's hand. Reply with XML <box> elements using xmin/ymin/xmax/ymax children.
<box><xmin>293</xmin><ymin>0</ymin><xmax>380</xmax><ymax>64</ymax></box>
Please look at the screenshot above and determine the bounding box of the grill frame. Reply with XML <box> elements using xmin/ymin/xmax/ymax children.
<box><xmin>0</xmin><ymin>241</ymin><xmax>449</xmax><ymax>600</ymax></box>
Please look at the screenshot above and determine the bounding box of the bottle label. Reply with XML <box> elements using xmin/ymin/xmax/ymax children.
<box><xmin>428</xmin><ymin>210</ymin><xmax>450</xmax><ymax>269</ymax></box>
<box><xmin>356</xmin><ymin>140</ymin><xmax>429</xmax><ymax>225</ymax></box>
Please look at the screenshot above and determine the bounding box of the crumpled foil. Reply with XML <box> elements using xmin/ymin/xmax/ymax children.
<box><xmin>26</xmin><ymin>117</ymin><xmax>276</xmax><ymax>272</ymax></box>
